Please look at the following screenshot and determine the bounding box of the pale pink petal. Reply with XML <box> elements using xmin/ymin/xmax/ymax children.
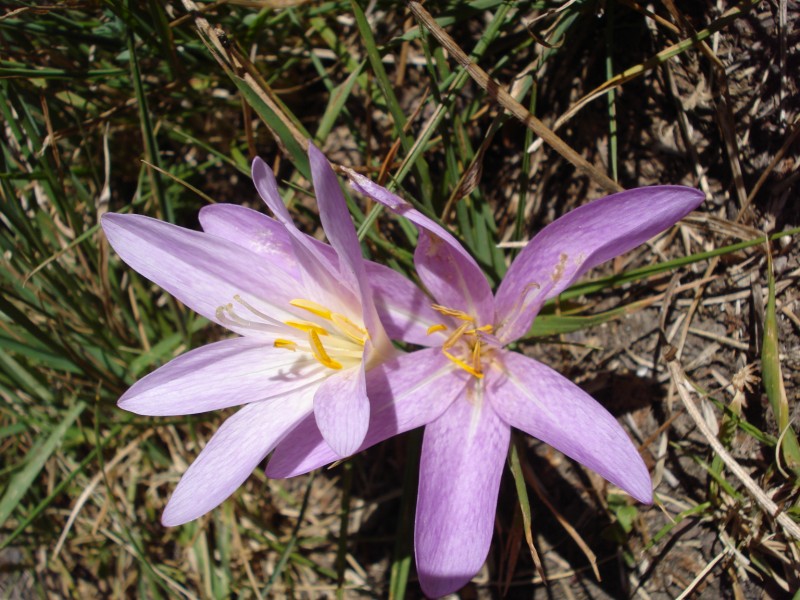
<box><xmin>250</xmin><ymin>156</ymin><xmax>294</xmax><ymax>225</ymax></box>
<box><xmin>366</xmin><ymin>262</ymin><xmax>444</xmax><ymax>346</ymax></box>
<box><xmin>308</xmin><ymin>144</ymin><xmax>362</xmax><ymax>291</ymax></box>
<box><xmin>348</xmin><ymin>170</ymin><xmax>494</xmax><ymax>324</ymax></box>
<box><xmin>251</xmin><ymin>157</ymin><xmax>354</xmax><ymax>312</ymax></box>
<box><xmin>488</xmin><ymin>350</ymin><xmax>652</xmax><ymax>503</ymax></box>
<box><xmin>200</xmin><ymin>202</ymin><xmax>441</xmax><ymax>346</ymax></box>
<box><xmin>415</xmin><ymin>388</ymin><xmax>510</xmax><ymax>598</ymax></box>
<box><xmin>118</xmin><ymin>337</ymin><xmax>326</xmax><ymax>416</ymax></box>
<box><xmin>266</xmin><ymin>348</ymin><xmax>464</xmax><ymax>477</ymax></box>
<box><xmin>199</xmin><ymin>204</ymin><xmax>297</xmax><ymax>275</ymax></box>
<box><xmin>313</xmin><ymin>364</ymin><xmax>369</xmax><ymax>457</ymax></box>
<box><xmin>101</xmin><ymin>213</ymin><xmax>297</xmax><ymax>332</ymax></box>
<box><xmin>308</xmin><ymin>145</ymin><xmax>391</xmax><ymax>352</ymax></box>
<box><xmin>413</xmin><ymin>230</ymin><xmax>495</xmax><ymax>325</ymax></box>
<box><xmin>161</xmin><ymin>388</ymin><xmax>315</xmax><ymax>526</ymax></box>
<box><xmin>495</xmin><ymin>186</ymin><xmax>704</xmax><ymax>342</ymax></box>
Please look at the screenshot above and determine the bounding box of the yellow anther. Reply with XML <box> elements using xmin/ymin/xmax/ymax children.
<box><xmin>443</xmin><ymin>349</ymin><xmax>484</xmax><ymax>379</ymax></box>
<box><xmin>309</xmin><ymin>330</ymin><xmax>342</xmax><ymax>370</ymax></box>
<box><xmin>290</xmin><ymin>299</ymin><xmax>333</xmax><ymax>320</ymax></box>
<box><xmin>285</xmin><ymin>320</ymin><xmax>329</xmax><ymax>336</ymax></box>
<box><xmin>426</xmin><ymin>323</ymin><xmax>447</xmax><ymax>335</ymax></box>
<box><xmin>330</xmin><ymin>313</ymin><xmax>368</xmax><ymax>345</ymax></box>
<box><xmin>274</xmin><ymin>339</ymin><xmax>298</xmax><ymax>351</ymax></box>
<box><xmin>431</xmin><ymin>304</ymin><xmax>475</xmax><ymax>322</ymax></box>
<box><xmin>428</xmin><ymin>306</ymin><xmax>493</xmax><ymax>379</ymax></box>
<box><xmin>442</xmin><ymin>322</ymin><xmax>471</xmax><ymax>350</ymax></box>
<box><xmin>471</xmin><ymin>340</ymin><xmax>483</xmax><ymax>374</ymax></box>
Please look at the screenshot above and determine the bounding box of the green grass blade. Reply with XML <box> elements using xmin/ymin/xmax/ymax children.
<box><xmin>0</xmin><ymin>401</ymin><xmax>86</xmax><ymax>527</ymax></box>
<box><xmin>762</xmin><ymin>245</ymin><xmax>800</xmax><ymax>477</ymax></box>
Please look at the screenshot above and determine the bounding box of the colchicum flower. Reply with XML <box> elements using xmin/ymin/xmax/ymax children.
<box><xmin>101</xmin><ymin>145</ymin><xmax>434</xmax><ymax>526</ymax></box>
<box><xmin>266</xmin><ymin>175</ymin><xmax>705</xmax><ymax>597</ymax></box>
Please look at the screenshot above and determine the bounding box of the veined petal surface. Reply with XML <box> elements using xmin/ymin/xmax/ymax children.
<box><xmin>119</xmin><ymin>337</ymin><xmax>326</xmax><ymax>416</ymax></box>
<box><xmin>488</xmin><ymin>350</ymin><xmax>652</xmax><ymax>503</ymax></box>
<box><xmin>101</xmin><ymin>213</ymin><xmax>298</xmax><ymax>332</ymax></box>
<box><xmin>199</xmin><ymin>204</ymin><xmax>298</xmax><ymax>276</ymax></box>
<box><xmin>495</xmin><ymin>186</ymin><xmax>704</xmax><ymax>342</ymax></box>
<box><xmin>348</xmin><ymin>170</ymin><xmax>494</xmax><ymax>324</ymax></box>
<box><xmin>366</xmin><ymin>261</ymin><xmax>444</xmax><ymax>346</ymax></box>
<box><xmin>161</xmin><ymin>387</ymin><xmax>315</xmax><ymax>526</ymax></box>
<box><xmin>308</xmin><ymin>145</ymin><xmax>362</xmax><ymax>292</ymax></box>
<box><xmin>251</xmin><ymin>157</ymin><xmax>356</xmax><ymax>315</ymax></box>
<box><xmin>313</xmin><ymin>364</ymin><xmax>369</xmax><ymax>457</ymax></box>
<box><xmin>200</xmin><ymin>203</ymin><xmax>440</xmax><ymax>346</ymax></box>
<box><xmin>415</xmin><ymin>386</ymin><xmax>510</xmax><ymax>598</ymax></box>
<box><xmin>266</xmin><ymin>348</ymin><xmax>464</xmax><ymax>478</ymax></box>
<box><xmin>308</xmin><ymin>145</ymin><xmax>390</xmax><ymax>351</ymax></box>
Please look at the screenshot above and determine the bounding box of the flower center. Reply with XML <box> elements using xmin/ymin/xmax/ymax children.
<box><xmin>216</xmin><ymin>296</ymin><xmax>368</xmax><ymax>371</ymax></box>
<box><xmin>277</xmin><ymin>299</ymin><xmax>368</xmax><ymax>370</ymax></box>
<box><xmin>427</xmin><ymin>304</ymin><xmax>493</xmax><ymax>379</ymax></box>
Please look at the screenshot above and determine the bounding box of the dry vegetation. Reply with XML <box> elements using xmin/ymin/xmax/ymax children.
<box><xmin>1</xmin><ymin>0</ymin><xmax>798</xmax><ymax>598</ymax></box>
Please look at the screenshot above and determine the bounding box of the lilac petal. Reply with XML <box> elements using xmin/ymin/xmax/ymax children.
<box><xmin>308</xmin><ymin>144</ymin><xmax>362</xmax><ymax>291</ymax></box>
<box><xmin>308</xmin><ymin>145</ymin><xmax>391</xmax><ymax>352</ymax></box>
<box><xmin>161</xmin><ymin>388</ymin><xmax>315</xmax><ymax>526</ymax></box>
<box><xmin>251</xmin><ymin>157</ymin><xmax>354</xmax><ymax>312</ymax></box>
<box><xmin>348</xmin><ymin>170</ymin><xmax>494</xmax><ymax>324</ymax></box>
<box><xmin>415</xmin><ymin>389</ymin><xmax>510</xmax><ymax>598</ymax></box>
<box><xmin>118</xmin><ymin>337</ymin><xmax>326</xmax><ymax>416</ymax></box>
<box><xmin>202</xmin><ymin>203</ymin><xmax>439</xmax><ymax>345</ymax></box>
<box><xmin>251</xmin><ymin>156</ymin><xmax>294</xmax><ymax>225</ymax></box>
<box><xmin>366</xmin><ymin>261</ymin><xmax>444</xmax><ymax>346</ymax></box>
<box><xmin>313</xmin><ymin>364</ymin><xmax>369</xmax><ymax>457</ymax></box>
<box><xmin>488</xmin><ymin>350</ymin><xmax>652</xmax><ymax>503</ymax></box>
<box><xmin>100</xmin><ymin>213</ymin><xmax>297</xmax><ymax>332</ymax></box>
<box><xmin>495</xmin><ymin>186</ymin><xmax>704</xmax><ymax>342</ymax></box>
<box><xmin>199</xmin><ymin>204</ymin><xmax>297</xmax><ymax>275</ymax></box>
<box><xmin>266</xmin><ymin>348</ymin><xmax>464</xmax><ymax>478</ymax></box>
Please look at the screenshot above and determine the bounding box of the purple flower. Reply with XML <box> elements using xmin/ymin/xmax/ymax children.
<box><xmin>266</xmin><ymin>174</ymin><xmax>704</xmax><ymax>597</ymax></box>
<box><xmin>101</xmin><ymin>145</ymin><xmax>434</xmax><ymax>526</ymax></box>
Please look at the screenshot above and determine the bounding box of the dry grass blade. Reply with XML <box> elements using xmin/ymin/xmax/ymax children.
<box><xmin>406</xmin><ymin>0</ymin><xmax>623</xmax><ymax>194</ymax></box>
<box><xmin>178</xmin><ymin>0</ymin><xmax>309</xmax><ymax>160</ymax></box>
<box><xmin>674</xmin><ymin>549</ymin><xmax>729</xmax><ymax>600</ymax></box>
<box><xmin>666</xmin><ymin>357</ymin><xmax>800</xmax><ymax>542</ymax></box>
<box><xmin>530</xmin><ymin>0</ymin><xmax>760</xmax><ymax>156</ymax></box>
<box><xmin>518</xmin><ymin>452</ymin><xmax>601</xmax><ymax>581</ymax></box>
<box><xmin>736</xmin><ymin>116</ymin><xmax>800</xmax><ymax>222</ymax></box>
<box><xmin>51</xmin><ymin>432</ymin><xmax>152</xmax><ymax>560</ymax></box>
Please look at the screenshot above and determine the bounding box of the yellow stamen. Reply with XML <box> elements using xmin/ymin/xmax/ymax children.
<box><xmin>431</xmin><ymin>304</ymin><xmax>475</xmax><ymax>322</ymax></box>
<box><xmin>290</xmin><ymin>298</ymin><xmax>333</xmax><ymax>320</ymax></box>
<box><xmin>426</xmin><ymin>323</ymin><xmax>447</xmax><ymax>335</ymax></box>
<box><xmin>330</xmin><ymin>313</ymin><xmax>368</xmax><ymax>345</ymax></box>
<box><xmin>442</xmin><ymin>322</ymin><xmax>471</xmax><ymax>350</ymax></box>
<box><xmin>443</xmin><ymin>349</ymin><xmax>484</xmax><ymax>379</ymax></box>
<box><xmin>273</xmin><ymin>339</ymin><xmax>298</xmax><ymax>351</ymax></box>
<box><xmin>285</xmin><ymin>320</ymin><xmax>329</xmax><ymax>336</ymax></box>
<box><xmin>309</xmin><ymin>330</ymin><xmax>342</xmax><ymax>370</ymax></box>
<box><xmin>471</xmin><ymin>339</ymin><xmax>483</xmax><ymax>374</ymax></box>
<box><xmin>428</xmin><ymin>303</ymin><xmax>494</xmax><ymax>379</ymax></box>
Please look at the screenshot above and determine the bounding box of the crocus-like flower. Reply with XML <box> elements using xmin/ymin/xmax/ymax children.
<box><xmin>101</xmin><ymin>145</ymin><xmax>434</xmax><ymax>526</ymax></box>
<box><xmin>266</xmin><ymin>175</ymin><xmax>704</xmax><ymax>597</ymax></box>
